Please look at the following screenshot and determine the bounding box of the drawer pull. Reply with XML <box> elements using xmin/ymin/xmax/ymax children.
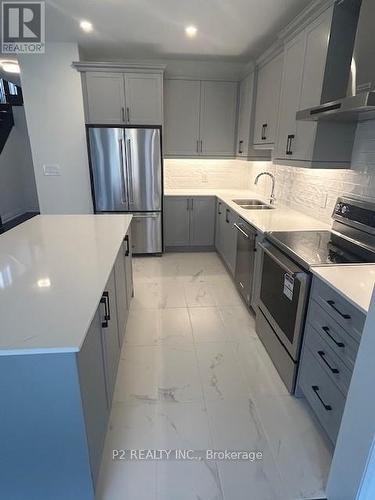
<box><xmin>327</xmin><ymin>300</ymin><xmax>351</xmax><ymax>320</ymax></box>
<box><xmin>312</xmin><ymin>385</ymin><xmax>332</xmax><ymax>411</ymax></box>
<box><xmin>318</xmin><ymin>350</ymin><xmax>339</xmax><ymax>374</ymax></box>
<box><xmin>322</xmin><ymin>326</ymin><xmax>345</xmax><ymax>348</ymax></box>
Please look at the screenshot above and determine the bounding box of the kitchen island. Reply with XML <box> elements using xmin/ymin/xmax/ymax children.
<box><xmin>0</xmin><ymin>215</ymin><xmax>133</xmax><ymax>500</ymax></box>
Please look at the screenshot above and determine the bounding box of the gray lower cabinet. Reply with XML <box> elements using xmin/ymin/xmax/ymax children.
<box><xmin>297</xmin><ymin>276</ymin><xmax>365</xmax><ymax>445</ymax></box>
<box><xmin>164</xmin><ymin>196</ymin><xmax>216</xmax><ymax>249</ymax></box>
<box><xmin>0</xmin><ymin>234</ymin><xmax>133</xmax><ymax>500</ymax></box>
<box><xmin>114</xmin><ymin>235</ymin><xmax>133</xmax><ymax>347</ymax></box>
<box><xmin>215</xmin><ymin>201</ymin><xmax>238</xmax><ymax>276</ymax></box>
<box><xmin>101</xmin><ymin>268</ymin><xmax>121</xmax><ymax>406</ymax></box>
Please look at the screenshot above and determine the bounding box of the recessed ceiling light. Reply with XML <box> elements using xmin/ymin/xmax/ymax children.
<box><xmin>80</xmin><ymin>20</ymin><xmax>93</xmax><ymax>33</ymax></box>
<box><xmin>185</xmin><ymin>25</ymin><xmax>197</xmax><ymax>38</ymax></box>
<box><xmin>0</xmin><ymin>60</ymin><xmax>20</xmax><ymax>74</ymax></box>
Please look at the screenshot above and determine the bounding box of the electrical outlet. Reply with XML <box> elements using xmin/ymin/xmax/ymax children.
<box><xmin>43</xmin><ymin>164</ymin><xmax>61</xmax><ymax>176</ymax></box>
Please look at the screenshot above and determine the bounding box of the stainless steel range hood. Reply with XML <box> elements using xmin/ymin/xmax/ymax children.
<box><xmin>297</xmin><ymin>0</ymin><xmax>375</xmax><ymax>122</ymax></box>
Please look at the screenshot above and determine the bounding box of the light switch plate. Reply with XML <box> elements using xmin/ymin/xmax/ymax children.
<box><xmin>43</xmin><ymin>164</ymin><xmax>61</xmax><ymax>176</ymax></box>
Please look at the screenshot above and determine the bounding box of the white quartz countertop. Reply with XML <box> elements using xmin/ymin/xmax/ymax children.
<box><xmin>164</xmin><ymin>189</ymin><xmax>329</xmax><ymax>233</ymax></box>
<box><xmin>0</xmin><ymin>214</ymin><xmax>132</xmax><ymax>355</ymax></box>
<box><xmin>312</xmin><ymin>265</ymin><xmax>375</xmax><ymax>314</ymax></box>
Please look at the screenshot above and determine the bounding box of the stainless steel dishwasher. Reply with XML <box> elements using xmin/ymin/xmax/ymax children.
<box><xmin>234</xmin><ymin>219</ymin><xmax>257</xmax><ymax>306</ymax></box>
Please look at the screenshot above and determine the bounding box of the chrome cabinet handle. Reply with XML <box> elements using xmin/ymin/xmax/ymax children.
<box><xmin>238</xmin><ymin>140</ymin><xmax>243</xmax><ymax>154</ymax></box>
<box><xmin>126</xmin><ymin>107</ymin><xmax>130</xmax><ymax>123</ymax></box>
<box><xmin>100</xmin><ymin>291</ymin><xmax>110</xmax><ymax>328</ymax></box>
<box><xmin>200</xmin><ymin>140</ymin><xmax>203</xmax><ymax>153</ymax></box>
<box><xmin>312</xmin><ymin>386</ymin><xmax>332</xmax><ymax>411</ymax></box>
<box><xmin>225</xmin><ymin>209</ymin><xmax>230</xmax><ymax>224</ymax></box>
<box><xmin>327</xmin><ymin>300</ymin><xmax>351</xmax><ymax>320</ymax></box>
<box><xmin>121</xmin><ymin>107</ymin><xmax>125</xmax><ymax>122</ymax></box>
<box><xmin>218</xmin><ymin>202</ymin><xmax>222</xmax><ymax>215</ymax></box>
<box><xmin>187</xmin><ymin>198</ymin><xmax>190</xmax><ymax>211</ymax></box>
<box><xmin>196</xmin><ymin>140</ymin><xmax>199</xmax><ymax>153</ymax></box>
<box><xmin>318</xmin><ymin>351</ymin><xmax>339</xmax><ymax>374</ymax></box>
<box><xmin>321</xmin><ymin>326</ymin><xmax>345</xmax><ymax>348</ymax></box>
<box><xmin>234</xmin><ymin>223</ymin><xmax>249</xmax><ymax>239</ymax></box>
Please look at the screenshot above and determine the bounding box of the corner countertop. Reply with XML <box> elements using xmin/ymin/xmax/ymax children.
<box><xmin>0</xmin><ymin>214</ymin><xmax>132</xmax><ymax>356</ymax></box>
<box><xmin>164</xmin><ymin>189</ymin><xmax>329</xmax><ymax>233</ymax></box>
<box><xmin>312</xmin><ymin>265</ymin><xmax>375</xmax><ymax>314</ymax></box>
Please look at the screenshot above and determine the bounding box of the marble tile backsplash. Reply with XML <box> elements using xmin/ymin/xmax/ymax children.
<box><xmin>165</xmin><ymin>120</ymin><xmax>375</xmax><ymax>224</ymax></box>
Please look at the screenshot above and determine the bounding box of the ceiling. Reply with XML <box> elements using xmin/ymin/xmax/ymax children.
<box><xmin>44</xmin><ymin>0</ymin><xmax>313</xmax><ymax>61</ymax></box>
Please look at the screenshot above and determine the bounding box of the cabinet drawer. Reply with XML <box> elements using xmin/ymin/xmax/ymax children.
<box><xmin>299</xmin><ymin>347</ymin><xmax>346</xmax><ymax>444</ymax></box>
<box><xmin>311</xmin><ymin>278</ymin><xmax>365</xmax><ymax>342</ymax></box>
<box><xmin>307</xmin><ymin>299</ymin><xmax>359</xmax><ymax>369</ymax></box>
<box><xmin>304</xmin><ymin>323</ymin><xmax>352</xmax><ymax>396</ymax></box>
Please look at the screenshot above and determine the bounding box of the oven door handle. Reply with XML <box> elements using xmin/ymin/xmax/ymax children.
<box><xmin>258</xmin><ymin>242</ymin><xmax>302</xmax><ymax>276</ymax></box>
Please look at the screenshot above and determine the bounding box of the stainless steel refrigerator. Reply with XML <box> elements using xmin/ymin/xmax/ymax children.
<box><xmin>87</xmin><ymin>126</ymin><xmax>162</xmax><ymax>254</ymax></box>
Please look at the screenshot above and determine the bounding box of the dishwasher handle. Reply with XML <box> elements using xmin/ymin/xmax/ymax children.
<box><xmin>234</xmin><ymin>223</ymin><xmax>249</xmax><ymax>239</ymax></box>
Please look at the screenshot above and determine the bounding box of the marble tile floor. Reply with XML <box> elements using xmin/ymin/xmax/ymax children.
<box><xmin>96</xmin><ymin>252</ymin><xmax>332</xmax><ymax>500</ymax></box>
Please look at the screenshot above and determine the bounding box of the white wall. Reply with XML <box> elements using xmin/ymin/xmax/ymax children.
<box><xmin>19</xmin><ymin>43</ymin><xmax>93</xmax><ymax>214</ymax></box>
<box><xmin>0</xmin><ymin>106</ymin><xmax>39</xmax><ymax>222</ymax></box>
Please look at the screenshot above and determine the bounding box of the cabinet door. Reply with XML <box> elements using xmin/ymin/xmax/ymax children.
<box><xmin>215</xmin><ymin>200</ymin><xmax>223</xmax><ymax>254</ymax></box>
<box><xmin>274</xmin><ymin>33</ymin><xmax>306</xmax><ymax>160</ymax></box>
<box><xmin>124</xmin><ymin>73</ymin><xmax>163</xmax><ymax>125</ymax></box>
<box><xmin>295</xmin><ymin>9</ymin><xmax>333</xmax><ymax>161</ymax></box>
<box><xmin>236</xmin><ymin>75</ymin><xmax>252</xmax><ymax>156</ymax></box>
<box><xmin>85</xmin><ymin>72</ymin><xmax>126</xmax><ymax>124</ymax></box>
<box><xmin>200</xmin><ymin>81</ymin><xmax>237</xmax><ymax>156</ymax></box>
<box><xmin>124</xmin><ymin>232</ymin><xmax>133</xmax><ymax>312</ymax></box>
<box><xmin>114</xmin><ymin>242</ymin><xmax>128</xmax><ymax>347</ymax></box>
<box><xmin>222</xmin><ymin>207</ymin><xmax>238</xmax><ymax>276</ymax></box>
<box><xmin>164</xmin><ymin>196</ymin><xmax>191</xmax><ymax>248</ymax></box>
<box><xmin>190</xmin><ymin>197</ymin><xmax>216</xmax><ymax>247</ymax></box>
<box><xmin>164</xmin><ymin>80</ymin><xmax>201</xmax><ymax>156</ymax></box>
<box><xmin>77</xmin><ymin>309</ymin><xmax>109</xmax><ymax>485</ymax></box>
<box><xmin>253</xmin><ymin>53</ymin><xmax>283</xmax><ymax>145</ymax></box>
<box><xmin>101</xmin><ymin>269</ymin><xmax>120</xmax><ymax>406</ymax></box>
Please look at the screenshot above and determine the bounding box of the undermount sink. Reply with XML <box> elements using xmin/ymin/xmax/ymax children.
<box><xmin>232</xmin><ymin>199</ymin><xmax>275</xmax><ymax>210</ymax></box>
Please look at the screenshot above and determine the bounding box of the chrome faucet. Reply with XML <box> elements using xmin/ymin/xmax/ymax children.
<box><xmin>254</xmin><ymin>172</ymin><xmax>276</xmax><ymax>205</ymax></box>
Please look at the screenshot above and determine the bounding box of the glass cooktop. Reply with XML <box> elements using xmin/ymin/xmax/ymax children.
<box><xmin>267</xmin><ymin>230</ymin><xmax>375</xmax><ymax>269</ymax></box>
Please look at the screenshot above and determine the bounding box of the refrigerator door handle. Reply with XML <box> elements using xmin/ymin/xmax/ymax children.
<box><xmin>118</xmin><ymin>138</ymin><xmax>127</xmax><ymax>205</ymax></box>
<box><xmin>126</xmin><ymin>138</ymin><xmax>134</xmax><ymax>205</ymax></box>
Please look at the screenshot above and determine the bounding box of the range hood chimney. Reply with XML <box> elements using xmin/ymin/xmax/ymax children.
<box><xmin>297</xmin><ymin>0</ymin><xmax>375</xmax><ymax>122</ymax></box>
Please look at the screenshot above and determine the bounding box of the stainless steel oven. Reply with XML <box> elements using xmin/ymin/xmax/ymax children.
<box><xmin>257</xmin><ymin>241</ymin><xmax>311</xmax><ymax>393</ymax></box>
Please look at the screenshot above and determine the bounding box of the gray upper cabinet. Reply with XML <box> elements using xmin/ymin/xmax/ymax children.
<box><xmin>274</xmin><ymin>31</ymin><xmax>306</xmax><ymax>161</ymax></box>
<box><xmin>164</xmin><ymin>80</ymin><xmax>201</xmax><ymax>156</ymax></box>
<box><xmin>253</xmin><ymin>53</ymin><xmax>283</xmax><ymax>148</ymax></box>
<box><xmin>124</xmin><ymin>73</ymin><xmax>163</xmax><ymax>125</ymax></box>
<box><xmin>273</xmin><ymin>6</ymin><xmax>352</xmax><ymax>167</ymax></box>
<box><xmin>164</xmin><ymin>196</ymin><xmax>216</xmax><ymax>249</ymax></box>
<box><xmin>164</xmin><ymin>79</ymin><xmax>238</xmax><ymax>157</ymax></box>
<box><xmin>81</xmin><ymin>66</ymin><xmax>164</xmax><ymax>125</ymax></box>
<box><xmin>200</xmin><ymin>81</ymin><xmax>237</xmax><ymax>156</ymax></box>
<box><xmin>236</xmin><ymin>72</ymin><xmax>270</xmax><ymax>160</ymax></box>
<box><xmin>85</xmin><ymin>72</ymin><xmax>126</xmax><ymax>124</ymax></box>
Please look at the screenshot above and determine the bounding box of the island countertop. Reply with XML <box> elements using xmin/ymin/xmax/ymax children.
<box><xmin>0</xmin><ymin>214</ymin><xmax>132</xmax><ymax>356</ymax></box>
